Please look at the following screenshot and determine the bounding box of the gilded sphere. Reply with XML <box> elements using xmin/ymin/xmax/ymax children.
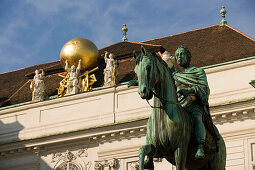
<box><xmin>60</xmin><ymin>38</ymin><xmax>99</xmax><ymax>71</ymax></box>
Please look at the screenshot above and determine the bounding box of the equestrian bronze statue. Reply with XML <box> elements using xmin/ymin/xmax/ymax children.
<box><xmin>129</xmin><ymin>46</ymin><xmax>226</xmax><ymax>170</ymax></box>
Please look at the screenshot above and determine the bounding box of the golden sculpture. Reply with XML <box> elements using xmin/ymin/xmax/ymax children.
<box><xmin>57</xmin><ymin>67</ymin><xmax>98</xmax><ymax>97</ymax></box>
<box><xmin>80</xmin><ymin>67</ymin><xmax>99</xmax><ymax>92</ymax></box>
<box><xmin>58</xmin><ymin>38</ymin><xmax>99</xmax><ymax>97</ymax></box>
<box><xmin>60</xmin><ymin>38</ymin><xmax>99</xmax><ymax>71</ymax></box>
<box><xmin>58</xmin><ymin>74</ymin><xmax>69</xmax><ymax>97</ymax></box>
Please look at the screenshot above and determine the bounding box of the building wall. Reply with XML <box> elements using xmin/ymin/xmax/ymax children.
<box><xmin>0</xmin><ymin>58</ymin><xmax>255</xmax><ymax>169</ymax></box>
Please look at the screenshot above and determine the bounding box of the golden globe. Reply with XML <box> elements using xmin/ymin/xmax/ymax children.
<box><xmin>60</xmin><ymin>38</ymin><xmax>99</xmax><ymax>71</ymax></box>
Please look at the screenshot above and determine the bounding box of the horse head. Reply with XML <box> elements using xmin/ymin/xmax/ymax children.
<box><xmin>134</xmin><ymin>46</ymin><xmax>158</xmax><ymax>100</ymax></box>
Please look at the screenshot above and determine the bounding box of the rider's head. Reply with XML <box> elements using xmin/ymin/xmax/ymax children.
<box><xmin>175</xmin><ymin>46</ymin><xmax>192</xmax><ymax>68</ymax></box>
<box><xmin>71</xmin><ymin>65</ymin><xmax>76</xmax><ymax>72</ymax></box>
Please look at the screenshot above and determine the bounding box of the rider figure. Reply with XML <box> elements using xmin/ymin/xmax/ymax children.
<box><xmin>173</xmin><ymin>46</ymin><xmax>218</xmax><ymax>159</ymax></box>
<box><xmin>128</xmin><ymin>46</ymin><xmax>219</xmax><ymax>159</ymax></box>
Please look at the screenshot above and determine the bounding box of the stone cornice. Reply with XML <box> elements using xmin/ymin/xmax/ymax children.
<box><xmin>210</xmin><ymin>99</ymin><xmax>255</xmax><ymax>124</ymax></box>
<box><xmin>1</xmin><ymin>99</ymin><xmax>255</xmax><ymax>156</ymax></box>
<box><xmin>0</xmin><ymin>120</ymin><xmax>147</xmax><ymax>157</ymax></box>
<box><xmin>204</xmin><ymin>57</ymin><xmax>255</xmax><ymax>74</ymax></box>
<box><xmin>0</xmin><ymin>86</ymin><xmax>116</xmax><ymax>115</ymax></box>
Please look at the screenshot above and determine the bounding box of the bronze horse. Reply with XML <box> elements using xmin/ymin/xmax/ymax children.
<box><xmin>133</xmin><ymin>46</ymin><xmax>226</xmax><ymax>170</ymax></box>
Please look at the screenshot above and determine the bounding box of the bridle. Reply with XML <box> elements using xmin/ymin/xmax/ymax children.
<box><xmin>139</xmin><ymin>55</ymin><xmax>181</xmax><ymax>108</ymax></box>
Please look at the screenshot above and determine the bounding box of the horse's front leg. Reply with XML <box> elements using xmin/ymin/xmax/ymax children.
<box><xmin>175</xmin><ymin>142</ymin><xmax>188</xmax><ymax>170</ymax></box>
<box><xmin>138</xmin><ymin>144</ymin><xmax>155</xmax><ymax>170</ymax></box>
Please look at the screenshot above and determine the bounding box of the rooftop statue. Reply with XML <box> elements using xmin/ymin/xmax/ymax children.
<box><xmin>103</xmin><ymin>51</ymin><xmax>117</xmax><ymax>87</ymax></box>
<box><xmin>58</xmin><ymin>38</ymin><xmax>99</xmax><ymax>96</ymax></box>
<box><xmin>129</xmin><ymin>46</ymin><xmax>226</xmax><ymax>170</ymax></box>
<box><xmin>162</xmin><ymin>50</ymin><xmax>175</xmax><ymax>71</ymax></box>
<box><xmin>65</xmin><ymin>59</ymin><xmax>82</xmax><ymax>95</ymax></box>
<box><xmin>30</xmin><ymin>69</ymin><xmax>45</xmax><ymax>101</ymax></box>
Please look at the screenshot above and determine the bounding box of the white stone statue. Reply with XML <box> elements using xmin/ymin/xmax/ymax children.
<box><xmin>30</xmin><ymin>69</ymin><xmax>45</xmax><ymax>101</ymax></box>
<box><xmin>162</xmin><ymin>50</ymin><xmax>174</xmax><ymax>69</ymax></box>
<box><xmin>103</xmin><ymin>51</ymin><xmax>117</xmax><ymax>87</ymax></box>
<box><xmin>65</xmin><ymin>59</ymin><xmax>82</xmax><ymax>95</ymax></box>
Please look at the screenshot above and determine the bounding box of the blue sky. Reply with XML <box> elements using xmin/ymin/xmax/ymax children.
<box><xmin>0</xmin><ymin>0</ymin><xmax>254</xmax><ymax>73</ymax></box>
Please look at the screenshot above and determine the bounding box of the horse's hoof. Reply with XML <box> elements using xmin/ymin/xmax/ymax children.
<box><xmin>195</xmin><ymin>148</ymin><xmax>205</xmax><ymax>159</ymax></box>
<box><xmin>144</xmin><ymin>161</ymin><xmax>154</xmax><ymax>169</ymax></box>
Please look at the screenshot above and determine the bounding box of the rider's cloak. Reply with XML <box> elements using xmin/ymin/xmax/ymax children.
<box><xmin>173</xmin><ymin>66</ymin><xmax>219</xmax><ymax>142</ymax></box>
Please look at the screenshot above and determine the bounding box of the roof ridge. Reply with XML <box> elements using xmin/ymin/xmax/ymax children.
<box><xmin>99</xmin><ymin>41</ymin><xmax>123</xmax><ymax>51</ymax></box>
<box><xmin>125</xmin><ymin>40</ymin><xmax>162</xmax><ymax>47</ymax></box>
<box><xmin>25</xmin><ymin>62</ymin><xmax>62</xmax><ymax>77</ymax></box>
<box><xmin>0</xmin><ymin>60</ymin><xmax>60</xmax><ymax>75</ymax></box>
<box><xmin>142</xmin><ymin>24</ymin><xmax>219</xmax><ymax>43</ymax></box>
<box><xmin>99</xmin><ymin>40</ymin><xmax>162</xmax><ymax>51</ymax></box>
<box><xmin>225</xmin><ymin>24</ymin><xmax>255</xmax><ymax>42</ymax></box>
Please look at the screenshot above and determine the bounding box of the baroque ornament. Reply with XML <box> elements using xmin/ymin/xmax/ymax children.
<box><xmin>121</xmin><ymin>24</ymin><xmax>128</xmax><ymax>42</ymax></box>
<box><xmin>128</xmin><ymin>161</ymin><xmax>139</xmax><ymax>170</ymax></box>
<box><xmin>94</xmin><ymin>158</ymin><xmax>117</xmax><ymax>170</ymax></box>
<box><xmin>51</xmin><ymin>148</ymin><xmax>91</xmax><ymax>170</ymax></box>
<box><xmin>220</xmin><ymin>6</ymin><xmax>227</xmax><ymax>26</ymax></box>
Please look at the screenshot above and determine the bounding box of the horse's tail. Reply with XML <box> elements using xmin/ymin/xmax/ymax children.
<box><xmin>209</xmin><ymin>126</ymin><xmax>226</xmax><ymax>170</ymax></box>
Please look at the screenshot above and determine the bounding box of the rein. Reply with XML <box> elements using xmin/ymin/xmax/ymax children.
<box><xmin>146</xmin><ymin>90</ymin><xmax>181</xmax><ymax>109</ymax></box>
<box><xmin>138</xmin><ymin>53</ymin><xmax>181</xmax><ymax>108</ymax></box>
<box><xmin>152</xmin><ymin>91</ymin><xmax>181</xmax><ymax>105</ymax></box>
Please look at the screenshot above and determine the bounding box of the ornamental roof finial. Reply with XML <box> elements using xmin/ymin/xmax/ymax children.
<box><xmin>122</xmin><ymin>24</ymin><xmax>128</xmax><ymax>42</ymax></box>
<box><xmin>220</xmin><ymin>6</ymin><xmax>227</xmax><ymax>26</ymax></box>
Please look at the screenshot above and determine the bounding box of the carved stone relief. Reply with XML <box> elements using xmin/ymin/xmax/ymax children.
<box><xmin>127</xmin><ymin>160</ymin><xmax>139</xmax><ymax>170</ymax></box>
<box><xmin>94</xmin><ymin>158</ymin><xmax>117</xmax><ymax>170</ymax></box>
<box><xmin>51</xmin><ymin>148</ymin><xmax>91</xmax><ymax>170</ymax></box>
<box><xmin>126</xmin><ymin>158</ymin><xmax>162</xmax><ymax>170</ymax></box>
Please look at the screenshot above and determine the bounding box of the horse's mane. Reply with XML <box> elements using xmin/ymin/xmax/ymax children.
<box><xmin>151</xmin><ymin>52</ymin><xmax>172</xmax><ymax>73</ymax></box>
<box><xmin>135</xmin><ymin>50</ymin><xmax>172</xmax><ymax>74</ymax></box>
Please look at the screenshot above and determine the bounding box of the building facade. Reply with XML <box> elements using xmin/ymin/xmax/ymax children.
<box><xmin>0</xmin><ymin>24</ymin><xmax>255</xmax><ymax>170</ymax></box>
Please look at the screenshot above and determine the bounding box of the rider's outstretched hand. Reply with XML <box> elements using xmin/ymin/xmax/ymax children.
<box><xmin>128</xmin><ymin>80</ymin><xmax>138</xmax><ymax>88</ymax></box>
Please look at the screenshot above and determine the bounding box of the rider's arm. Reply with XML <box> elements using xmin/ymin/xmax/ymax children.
<box><xmin>128</xmin><ymin>80</ymin><xmax>138</xmax><ymax>88</ymax></box>
<box><xmin>177</xmin><ymin>87</ymin><xmax>196</xmax><ymax>96</ymax></box>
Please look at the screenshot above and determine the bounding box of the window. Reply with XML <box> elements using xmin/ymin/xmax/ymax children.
<box><xmin>57</xmin><ymin>162</ymin><xmax>81</xmax><ymax>170</ymax></box>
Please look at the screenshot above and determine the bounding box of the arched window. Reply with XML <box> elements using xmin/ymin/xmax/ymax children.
<box><xmin>56</xmin><ymin>162</ymin><xmax>81</xmax><ymax>170</ymax></box>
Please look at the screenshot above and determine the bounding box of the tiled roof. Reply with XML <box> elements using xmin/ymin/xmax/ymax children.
<box><xmin>98</xmin><ymin>40</ymin><xmax>164</xmax><ymax>59</ymax></box>
<box><xmin>0</xmin><ymin>42</ymin><xmax>163</xmax><ymax>107</ymax></box>
<box><xmin>0</xmin><ymin>61</ymin><xmax>61</xmax><ymax>107</ymax></box>
<box><xmin>143</xmin><ymin>25</ymin><xmax>255</xmax><ymax>67</ymax></box>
